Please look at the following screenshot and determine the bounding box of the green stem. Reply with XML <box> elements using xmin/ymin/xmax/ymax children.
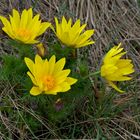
<box><xmin>83</xmin><ymin>71</ymin><xmax>100</xmax><ymax>80</ymax></box>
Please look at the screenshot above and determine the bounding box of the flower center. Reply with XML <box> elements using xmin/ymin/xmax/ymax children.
<box><xmin>16</xmin><ymin>28</ymin><xmax>31</xmax><ymax>38</ymax></box>
<box><xmin>43</xmin><ymin>75</ymin><xmax>55</xmax><ymax>90</ymax></box>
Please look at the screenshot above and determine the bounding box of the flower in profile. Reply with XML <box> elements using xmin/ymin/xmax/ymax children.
<box><xmin>0</xmin><ymin>8</ymin><xmax>51</xmax><ymax>44</ymax></box>
<box><xmin>24</xmin><ymin>55</ymin><xmax>77</xmax><ymax>95</ymax></box>
<box><xmin>53</xmin><ymin>16</ymin><xmax>95</xmax><ymax>48</ymax></box>
<box><xmin>36</xmin><ymin>43</ymin><xmax>45</xmax><ymax>57</ymax></box>
<box><xmin>101</xmin><ymin>43</ymin><xmax>134</xmax><ymax>93</ymax></box>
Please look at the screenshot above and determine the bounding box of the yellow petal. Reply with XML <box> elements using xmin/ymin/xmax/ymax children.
<box><xmin>59</xmin><ymin>82</ymin><xmax>71</xmax><ymax>92</ymax></box>
<box><xmin>35</xmin><ymin>54</ymin><xmax>43</xmax><ymax>65</ymax></box>
<box><xmin>0</xmin><ymin>16</ymin><xmax>10</xmax><ymax>27</ymax></box>
<box><xmin>53</xmin><ymin>57</ymin><xmax>66</xmax><ymax>75</ymax></box>
<box><xmin>2</xmin><ymin>27</ymin><xmax>15</xmax><ymax>39</ymax></box>
<box><xmin>27</xmin><ymin>71</ymin><xmax>37</xmax><ymax>85</ymax></box>
<box><xmin>54</xmin><ymin>17</ymin><xmax>60</xmax><ymax>35</ymax></box>
<box><xmin>76</xmin><ymin>40</ymin><xmax>95</xmax><ymax>48</ymax></box>
<box><xmin>72</xmin><ymin>19</ymin><xmax>80</xmax><ymax>30</ymax></box>
<box><xmin>113</xmin><ymin>76</ymin><xmax>132</xmax><ymax>81</ymax></box>
<box><xmin>111</xmin><ymin>47</ymin><xmax>123</xmax><ymax>57</ymax></box>
<box><xmin>60</xmin><ymin>32</ymin><xmax>70</xmax><ymax>45</ymax></box>
<box><xmin>36</xmin><ymin>43</ymin><xmax>45</xmax><ymax>57</ymax></box>
<box><xmin>61</xmin><ymin>16</ymin><xmax>67</xmax><ymax>31</ymax></box>
<box><xmin>78</xmin><ymin>24</ymin><xmax>87</xmax><ymax>33</ymax></box>
<box><xmin>115</xmin><ymin>43</ymin><xmax>122</xmax><ymax>50</ymax></box>
<box><xmin>46</xmin><ymin>86</ymin><xmax>62</xmax><ymax>95</ymax></box>
<box><xmin>24</xmin><ymin>57</ymin><xmax>34</xmax><ymax>74</ymax></box>
<box><xmin>77</xmin><ymin>30</ymin><xmax>94</xmax><ymax>44</ymax></box>
<box><xmin>12</xmin><ymin>9</ymin><xmax>20</xmax><ymax>28</ymax></box>
<box><xmin>116</xmin><ymin>59</ymin><xmax>131</xmax><ymax>66</ymax></box>
<box><xmin>101</xmin><ymin>64</ymin><xmax>118</xmax><ymax>77</ymax></box>
<box><xmin>27</xmin><ymin>8</ymin><xmax>33</xmax><ymax>23</ymax></box>
<box><xmin>55</xmin><ymin>69</ymin><xmax>71</xmax><ymax>84</ymax></box>
<box><xmin>68</xmin><ymin>18</ymin><xmax>72</xmax><ymax>28</ymax></box>
<box><xmin>30</xmin><ymin>86</ymin><xmax>42</xmax><ymax>96</ymax></box>
<box><xmin>27</xmin><ymin>14</ymin><xmax>40</xmax><ymax>31</ymax></box>
<box><xmin>106</xmin><ymin>73</ymin><xmax>132</xmax><ymax>81</ymax></box>
<box><xmin>104</xmin><ymin>52</ymin><xmax>126</xmax><ymax>65</ymax></box>
<box><xmin>37</xmin><ymin>22</ymin><xmax>51</xmax><ymax>36</ymax></box>
<box><xmin>30</xmin><ymin>20</ymin><xmax>41</xmax><ymax>38</ymax></box>
<box><xmin>45</xmin><ymin>91</ymin><xmax>57</xmax><ymax>95</ymax></box>
<box><xmin>0</xmin><ymin>16</ymin><xmax>14</xmax><ymax>36</ymax></box>
<box><xmin>48</xmin><ymin>55</ymin><xmax>56</xmax><ymax>75</ymax></box>
<box><xmin>34</xmin><ymin>55</ymin><xmax>44</xmax><ymax>77</ymax></box>
<box><xmin>70</xmin><ymin>20</ymin><xmax>87</xmax><ymax>36</ymax></box>
<box><xmin>20</xmin><ymin>9</ymin><xmax>28</xmax><ymax>28</ymax></box>
<box><xmin>108</xmin><ymin>81</ymin><xmax>124</xmax><ymax>93</ymax></box>
<box><xmin>9</xmin><ymin>15</ymin><xmax>17</xmax><ymax>31</ymax></box>
<box><xmin>70</xmin><ymin>23</ymin><xmax>87</xmax><ymax>42</ymax></box>
<box><xmin>65</xmin><ymin>77</ymin><xmax>77</xmax><ymax>85</ymax></box>
<box><xmin>104</xmin><ymin>44</ymin><xmax>125</xmax><ymax>63</ymax></box>
<box><xmin>116</xmin><ymin>66</ymin><xmax>134</xmax><ymax>75</ymax></box>
<box><xmin>116</xmin><ymin>59</ymin><xmax>134</xmax><ymax>75</ymax></box>
<box><xmin>43</xmin><ymin>59</ymin><xmax>49</xmax><ymax>75</ymax></box>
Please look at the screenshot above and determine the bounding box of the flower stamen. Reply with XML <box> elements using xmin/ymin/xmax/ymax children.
<box><xmin>16</xmin><ymin>28</ymin><xmax>31</xmax><ymax>37</ymax></box>
<box><xmin>43</xmin><ymin>75</ymin><xmax>55</xmax><ymax>90</ymax></box>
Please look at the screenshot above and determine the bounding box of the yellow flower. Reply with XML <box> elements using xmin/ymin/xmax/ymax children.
<box><xmin>36</xmin><ymin>43</ymin><xmax>45</xmax><ymax>57</ymax></box>
<box><xmin>24</xmin><ymin>55</ymin><xmax>77</xmax><ymax>95</ymax></box>
<box><xmin>101</xmin><ymin>43</ymin><xmax>134</xmax><ymax>93</ymax></box>
<box><xmin>0</xmin><ymin>8</ymin><xmax>51</xmax><ymax>44</ymax></box>
<box><xmin>53</xmin><ymin>16</ymin><xmax>95</xmax><ymax>48</ymax></box>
